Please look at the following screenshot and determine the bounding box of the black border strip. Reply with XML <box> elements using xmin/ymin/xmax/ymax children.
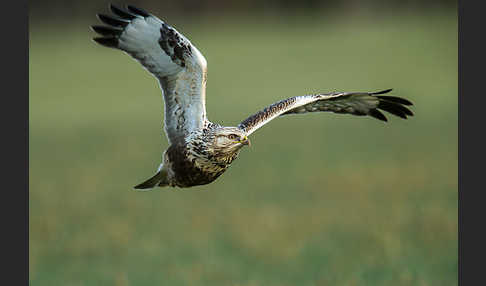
<box><xmin>3</xmin><ymin>0</ymin><xmax>28</xmax><ymax>284</ymax></box>
<box><xmin>459</xmin><ymin>0</ymin><xmax>483</xmax><ymax>284</ymax></box>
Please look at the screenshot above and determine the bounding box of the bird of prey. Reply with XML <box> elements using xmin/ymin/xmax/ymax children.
<box><xmin>91</xmin><ymin>4</ymin><xmax>414</xmax><ymax>189</ymax></box>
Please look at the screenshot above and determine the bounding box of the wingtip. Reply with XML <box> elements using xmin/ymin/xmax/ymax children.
<box><xmin>97</xmin><ymin>13</ymin><xmax>130</xmax><ymax>27</ymax></box>
<box><xmin>110</xmin><ymin>3</ymin><xmax>138</xmax><ymax>20</ymax></box>
<box><xmin>92</xmin><ymin>36</ymin><xmax>119</xmax><ymax>48</ymax></box>
<box><xmin>402</xmin><ymin>98</ymin><xmax>414</xmax><ymax>106</ymax></box>
<box><xmin>91</xmin><ymin>25</ymin><xmax>123</xmax><ymax>37</ymax></box>
<box><xmin>126</xmin><ymin>4</ymin><xmax>151</xmax><ymax>17</ymax></box>
<box><xmin>369</xmin><ymin>109</ymin><xmax>388</xmax><ymax>122</ymax></box>
<box><xmin>377</xmin><ymin>101</ymin><xmax>413</xmax><ymax>120</ymax></box>
<box><xmin>373</xmin><ymin>88</ymin><xmax>393</xmax><ymax>95</ymax></box>
<box><xmin>376</xmin><ymin>95</ymin><xmax>414</xmax><ymax>107</ymax></box>
<box><xmin>109</xmin><ymin>3</ymin><xmax>119</xmax><ymax>13</ymax></box>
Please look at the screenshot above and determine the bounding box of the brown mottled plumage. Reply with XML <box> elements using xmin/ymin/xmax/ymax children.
<box><xmin>92</xmin><ymin>4</ymin><xmax>414</xmax><ymax>189</ymax></box>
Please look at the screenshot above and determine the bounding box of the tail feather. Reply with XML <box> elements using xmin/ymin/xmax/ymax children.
<box><xmin>134</xmin><ymin>170</ymin><xmax>169</xmax><ymax>190</ymax></box>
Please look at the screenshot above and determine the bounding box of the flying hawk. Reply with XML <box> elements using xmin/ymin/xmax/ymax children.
<box><xmin>91</xmin><ymin>4</ymin><xmax>414</xmax><ymax>189</ymax></box>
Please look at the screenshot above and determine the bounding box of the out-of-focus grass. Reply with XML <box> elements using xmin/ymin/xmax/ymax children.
<box><xmin>30</xmin><ymin>11</ymin><xmax>457</xmax><ymax>286</ymax></box>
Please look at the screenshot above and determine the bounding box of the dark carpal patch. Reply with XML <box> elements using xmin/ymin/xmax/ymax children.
<box><xmin>158</xmin><ymin>23</ymin><xmax>192</xmax><ymax>68</ymax></box>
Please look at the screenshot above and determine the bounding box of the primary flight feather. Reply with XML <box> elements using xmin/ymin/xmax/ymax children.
<box><xmin>91</xmin><ymin>4</ymin><xmax>414</xmax><ymax>189</ymax></box>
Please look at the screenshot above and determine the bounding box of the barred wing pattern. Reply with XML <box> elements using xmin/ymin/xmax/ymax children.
<box><xmin>91</xmin><ymin>5</ymin><xmax>208</xmax><ymax>143</ymax></box>
<box><xmin>238</xmin><ymin>89</ymin><xmax>413</xmax><ymax>135</ymax></box>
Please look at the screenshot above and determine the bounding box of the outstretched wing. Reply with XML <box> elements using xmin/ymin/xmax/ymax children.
<box><xmin>91</xmin><ymin>4</ymin><xmax>208</xmax><ymax>143</ymax></box>
<box><xmin>238</xmin><ymin>89</ymin><xmax>413</xmax><ymax>135</ymax></box>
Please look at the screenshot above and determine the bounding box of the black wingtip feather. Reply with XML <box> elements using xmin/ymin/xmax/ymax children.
<box><xmin>91</xmin><ymin>25</ymin><xmax>123</xmax><ymax>37</ymax></box>
<box><xmin>369</xmin><ymin>109</ymin><xmax>388</xmax><ymax>122</ymax></box>
<box><xmin>380</xmin><ymin>100</ymin><xmax>414</xmax><ymax>116</ymax></box>
<box><xmin>110</xmin><ymin>4</ymin><xmax>138</xmax><ymax>20</ymax></box>
<box><xmin>368</xmin><ymin>89</ymin><xmax>414</xmax><ymax>120</ymax></box>
<box><xmin>93</xmin><ymin>37</ymin><xmax>119</xmax><ymax>48</ymax></box>
<box><xmin>127</xmin><ymin>5</ymin><xmax>151</xmax><ymax>17</ymax></box>
<box><xmin>396</xmin><ymin>104</ymin><xmax>414</xmax><ymax>116</ymax></box>
<box><xmin>97</xmin><ymin>13</ymin><xmax>130</xmax><ymax>27</ymax></box>
<box><xmin>372</xmin><ymin>89</ymin><xmax>393</xmax><ymax>95</ymax></box>
<box><xmin>377</xmin><ymin>101</ymin><xmax>409</xmax><ymax>119</ymax></box>
<box><xmin>376</xmin><ymin>95</ymin><xmax>414</xmax><ymax>106</ymax></box>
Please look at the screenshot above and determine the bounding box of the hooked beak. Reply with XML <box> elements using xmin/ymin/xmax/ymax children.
<box><xmin>239</xmin><ymin>136</ymin><xmax>251</xmax><ymax>147</ymax></box>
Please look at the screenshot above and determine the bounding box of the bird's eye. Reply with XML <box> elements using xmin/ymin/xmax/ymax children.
<box><xmin>228</xmin><ymin>134</ymin><xmax>238</xmax><ymax>140</ymax></box>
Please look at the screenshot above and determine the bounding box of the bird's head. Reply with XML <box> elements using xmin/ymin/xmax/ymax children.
<box><xmin>186</xmin><ymin>126</ymin><xmax>250</xmax><ymax>168</ymax></box>
<box><xmin>211</xmin><ymin>127</ymin><xmax>250</xmax><ymax>152</ymax></box>
<box><xmin>199</xmin><ymin>126</ymin><xmax>250</xmax><ymax>165</ymax></box>
<box><xmin>188</xmin><ymin>126</ymin><xmax>250</xmax><ymax>166</ymax></box>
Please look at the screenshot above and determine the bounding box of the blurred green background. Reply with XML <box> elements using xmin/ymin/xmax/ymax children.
<box><xmin>30</xmin><ymin>0</ymin><xmax>457</xmax><ymax>285</ymax></box>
